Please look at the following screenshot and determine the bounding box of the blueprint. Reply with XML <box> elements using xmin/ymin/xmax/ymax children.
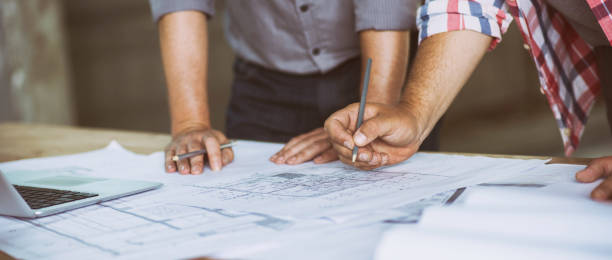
<box><xmin>0</xmin><ymin>141</ymin><xmax>562</xmax><ymax>259</ymax></box>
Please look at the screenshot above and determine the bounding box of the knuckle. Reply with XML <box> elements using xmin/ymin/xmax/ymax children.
<box><xmin>589</xmin><ymin>158</ymin><xmax>602</xmax><ymax>167</ymax></box>
<box><xmin>204</xmin><ymin>135</ymin><xmax>216</xmax><ymax>143</ymax></box>
<box><xmin>316</xmin><ymin>140</ymin><xmax>331</xmax><ymax>150</ymax></box>
<box><xmin>285</xmin><ymin>146</ymin><xmax>300</xmax><ymax>156</ymax></box>
<box><xmin>294</xmin><ymin>151</ymin><xmax>308</xmax><ymax>161</ymax></box>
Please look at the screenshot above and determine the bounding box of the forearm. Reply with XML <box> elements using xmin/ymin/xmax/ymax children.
<box><xmin>158</xmin><ymin>11</ymin><xmax>211</xmax><ymax>135</ymax></box>
<box><xmin>400</xmin><ymin>30</ymin><xmax>492</xmax><ymax>140</ymax></box>
<box><xmin>359</xmin><ymin>30</ymin><xmax>410</xmax><ymax>104</ymax></box>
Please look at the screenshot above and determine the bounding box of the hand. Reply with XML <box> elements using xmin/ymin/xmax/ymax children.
<box><xmin>576</xmin><ymin>156</ymin><xmax>612</xmax><ymax>201</ymax></box>
<box><xmin>164</xmin><ymin>127</ymin><xmax>234</xmax><ymax>174</ymax></box>
<box><xmin>324</xmin><ymin>102</ymin><xmax>424</xmax><ymax>170</ymax></box>
<box><xmin>269</xmin><ymin>128</ymin><xmax>338</xmax><ymax>165</ymax></box>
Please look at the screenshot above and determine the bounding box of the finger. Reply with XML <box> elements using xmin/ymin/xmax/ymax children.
<box><xmin>272</xmin><ymin>129</ymin><xmax>324</xmax><ymax>163</ymax></box>
<box><xmin>204</xmin><ymin>136</ymin><xmax>223</xmax><ymax>171</ymax></box>
<box><xmin>176</xmin><ymin>145</ymin><xmax>190</xmax><ymax>175</ymax></box>
<box><xmin>187</xmin><ymin>141</ymin><xmax>205</xmax><ymax>175</ymax></box>
<box><xmin>211</xmin><ymin>132</ymin><xmax>234</xmax><ymax>166</ymax></box>
<box><xmin>331</xmin><ymin>142</ymin><xmax>354</xmax><ymax>159</ymax></box>
<box><xmin>271</xmin><ymin>136</ymin><xmax>304</xmax><ymax>163</ymax></box>
<box><xmin>356</xmin><ymin>147</ymin><xmax>373</xmax><ymax>162</ymax></box>
<box><xmin>576</xmin><ymin>158</ymin><xmax>611</xmax><ymax>183</ymax></box>
<box><xmin>591</xmin><ymin>178</ymin><xmax>612</xmax><ymax>201</ymax></box>
<box><xmin>338</xmin><ymin>155</ymin><xmax>354</xmax><ymax>167</ymax></box>
<box><xmin>353</xmin><ymin>115</ymin><xmax>393</xmax><ymax>147</ymax></box>
<box><xmin>337</xmin><ymin>149</ymin><xmax>377</xmax><ymax>170</ymax></box>
<box><xmin>222</xmin><ymin>148</ymin><xmax>234</xmax><ymax>166</ymax></box>
<box><xmin>381</xmin><ymin>153</ymin><xmax>389</xmax><ymax>166</ymax></box>
<box><xmin>325</xmin><ymin>117</ymin><xmax>357</xmax><ymax>151</ymax></box>
<box><xmin>287</xmin><ymin>139</ymin><xmax>332</xmax><ymax>165</ymax></box>
<box><xmin>277</xmin><ymin>134</ymin><xmax>328</xmax><ymax>164</ymax></box>
<box><xmin>356</xmin><ymin>148</ymin><xmax>387</xmax><ymax>169</ymax></box>
<box><xmin>314</xmin><ymin>148</ymin><xmax>338</xmax><ymax>164</ymax></box>
<box><xmin>368</xmin><ymin>152</ymin><xmax>381</xmax><ymax>166</ymax></box>
<box><xmin>164</xmin><ymin>147</ymin><xmax>177</xmax><ymax>173</ymax></box>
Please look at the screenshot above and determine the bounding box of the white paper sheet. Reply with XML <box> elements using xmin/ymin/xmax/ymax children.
<box><xmin>0</xmin><ymin>141</ymin><xmax>550</xmax><ymax>259</ymax></box>
<box><xmin>376</xmin><ymin>173</ymin><xmax>612</xmax><ymax>260</ymax></box>
<box><xmin>375</xmin><ymin>227</ymin><xmax>611</xmax><ymax>260</ymax></box>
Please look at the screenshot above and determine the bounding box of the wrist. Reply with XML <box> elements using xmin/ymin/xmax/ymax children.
<box><xmin>396</xmin><ymin>101</ymin><xmax>429</xmax><ymax>140</ymax></box>
<box><xmin>367</xmin><ymin>95</ymin><xmax>399</xmax><ymax>105</ymax></box>
<box><xmin>171</xmin><ymin>120</ymin><xmax>211</xmax><ymax>137</ymax></box>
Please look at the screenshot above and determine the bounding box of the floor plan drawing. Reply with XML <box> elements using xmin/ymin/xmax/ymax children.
<box><xmin>1</xmin><ymin>191</ymin><xmax>300</xmax><ymax>259</ymax></box>
<box><xmin>0</xmin><ymin>141</ymin><xmax>554</xmax><ymax>260</ymax></box>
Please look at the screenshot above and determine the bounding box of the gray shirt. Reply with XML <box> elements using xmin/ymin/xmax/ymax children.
<box><xmin>149</xmin><ymin>0</ymin><xmax>417</xmax><ymax>74</ymax></box>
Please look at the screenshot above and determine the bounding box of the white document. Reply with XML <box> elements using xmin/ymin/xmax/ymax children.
<box><xmin>0</xmin><ymin>141</ymin><xmax>549</xmax><ymax>259</ymax></box>
<box><xmin>376</xmin><ymin>173</ymin><xmax>612</xmax><ymax>260</ymax></box>
<box><xmin>376</xmin><ymin>227</ymin><xmax>611</xmax><ymax>260</ymax></box>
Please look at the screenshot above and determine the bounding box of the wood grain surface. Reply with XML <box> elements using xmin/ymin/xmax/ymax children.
<box><xmin>0</xmin><ymin>122</ymin><xmax>591</xmax><ymax>165</ymax></box>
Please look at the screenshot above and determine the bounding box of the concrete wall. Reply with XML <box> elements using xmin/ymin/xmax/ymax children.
<box><xmin>0</xmin><ymin>0</ymin><xmax>74</xmax><ymax>124</ymax></box>
<box><xmin>63</xmin><ymin>0</ymin><xmax>233</xmax><ymax>133</ymax></box>
<box><xmin>2</xmin><ymin>0</ymin><xmax>608</xmax><ymax>157</ymax></box>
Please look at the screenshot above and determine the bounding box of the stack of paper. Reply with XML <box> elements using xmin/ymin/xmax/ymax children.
<box><xmin>375</xmin><ymin>180</ymin><xmax>612</xmax><ymax>260</ymax></box>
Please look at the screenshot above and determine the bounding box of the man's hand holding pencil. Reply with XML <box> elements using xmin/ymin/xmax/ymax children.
<box><xmin>164</xmin><ymin>127</ymin><xmax>234</xmax><ymax>174</ymax></box>
<box><xmin>324</xmin><ymin>102</ymin><xmax>422</xmax><ymax>170</ymax></box>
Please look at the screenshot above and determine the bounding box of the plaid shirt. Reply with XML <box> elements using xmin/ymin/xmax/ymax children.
<box><xmin>417</xmin><ymin>0</ymin><xmax>612</xmax><ymax>156</ymax></box>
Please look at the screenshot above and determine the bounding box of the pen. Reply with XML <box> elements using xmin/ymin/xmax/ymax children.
<box><xmin>172</xmin><ymin>140</ymin><xmax>237</xmax><ymax>161</ymax></box>
<box><xmin>352</xmin><ymin>58</ymin><xmax>372</xmax><ymax>163</ymax></box>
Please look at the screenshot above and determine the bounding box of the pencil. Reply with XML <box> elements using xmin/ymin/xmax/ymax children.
<box><xmin>352</xmin><ymin>58</ymin><xmax>372</xmax><ymax>163</ymax></box>
<box><xmin>172</xmin><ymin>140</ymin><xmax>237</xmax><ymax>161</ymax></box>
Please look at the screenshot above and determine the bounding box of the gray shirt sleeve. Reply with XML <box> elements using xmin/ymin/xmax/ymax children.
<box><xmin>353</xmin><ymin>0</ymin><xmax>419</xmax><ymax>31</ymax></box>
<box><xmin>149</xmin><ymin>0</ymin><xmax>216</xmax><ymax>22</ymax></box>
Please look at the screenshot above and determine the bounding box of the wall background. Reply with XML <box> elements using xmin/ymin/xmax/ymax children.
<box><xmin>1</xmin><ymin>0</ymin><xmax>610</xmax><ymax>158</ymax></box>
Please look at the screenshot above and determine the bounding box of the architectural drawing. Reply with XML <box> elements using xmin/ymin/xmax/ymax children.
<box><xmin>0</xmin><ymin>141</ymin><xmax>551</xmax><ymax>259</ymax></box>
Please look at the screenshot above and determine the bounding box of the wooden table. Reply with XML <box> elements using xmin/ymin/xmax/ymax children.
<box><xmin>0</xmin><ymin>122</ymin><xmax>170</xmax><ymax>163</ymax></box>
<box><xmin>0</xmin><ymin>122</ymin><xmax>590</xmax><ymax>165</ymax></box>
<box><xmin>0</xmin><ymin>122</ymin><xmax>592</xmax><ymax>259</ymax></box>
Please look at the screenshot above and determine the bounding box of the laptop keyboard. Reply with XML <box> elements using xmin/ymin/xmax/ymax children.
<box><xmin>13</xmin><ymin>185</ymin><xmax>98</xmax><ymax>210</ymax></box>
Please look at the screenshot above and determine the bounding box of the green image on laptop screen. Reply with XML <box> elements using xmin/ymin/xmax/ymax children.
<box><xmin>26</xmin><ymin>175</ymin><xmax>106</xmax><ymax>187</ymax></box>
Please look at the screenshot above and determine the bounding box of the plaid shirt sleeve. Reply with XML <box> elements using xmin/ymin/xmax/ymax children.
<box><xmin>417</xmin><ymin>0</ymin><xmax>514</xmax><ymax>49</ymax></box>
<box><xmin>586</xmin><ymin>0</ymin><xmax>612</xmax><ymax>45</ymax></box>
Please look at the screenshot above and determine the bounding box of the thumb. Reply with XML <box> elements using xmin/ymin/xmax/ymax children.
<box><xmin>353</xmin><ymin>116</ymin><xmax>393</xmax><ymax>147</ymax></box>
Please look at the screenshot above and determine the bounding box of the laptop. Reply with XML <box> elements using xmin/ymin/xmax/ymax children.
<box><xmin>0</xmin><ymin>169</ymin><xmax>162</xmax><ymax>218</ymax></box>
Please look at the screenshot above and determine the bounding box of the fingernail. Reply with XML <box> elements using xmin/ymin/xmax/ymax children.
<box><xmin>314</xmin><ymin>156</ymin><xmax>322</xmax><ymax>163</ymax></box>
<box><xmin>359</xmin><ymin>153</ymin><xmax>368</xmax><ymax>161</ymax></box>
<box><xmin>343</xmin><ymin>141</ymin><xmax>353</xmax><ymax>149</ymax></box>
<box><xmin>276</xmin><ymin>156</ymin><xmax>285</xmax><ymax>163</ymax></box>
<box><xmin>191</xmin><ymin>166</ymin><xmax>201</xmax><ymax>174</ymax></box>
<box><xmin>270</xmin><ymin>154</ymin><xmax>278</xmax><ymax>160</ymax></box>
<box><xmin>212</xmin><ymin>162</ymin><xmax>221</xmax><ymax>171</ymax></box>
<box><xmin>381</xmin><ymin>154</ymin><xmax>389</xmax><ymax>165</ymax></box>
<box><xmin>354</xmin><ymin>132</ymin><xmax>366</xmax><ymax>146</ymax></box>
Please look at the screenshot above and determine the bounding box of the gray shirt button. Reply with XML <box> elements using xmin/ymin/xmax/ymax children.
<box><xmin>300</xmin><ymin>4</ymin><xmax>309</xmax><ymax>12</ymax></box>
<box><xmin>312</xmin><ymin>48</ymin><xmax>320</xmax><ymax>55</ymax></box>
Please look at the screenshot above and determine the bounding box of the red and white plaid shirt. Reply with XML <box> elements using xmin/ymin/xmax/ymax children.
<box><xmin>417</xmin><ymin>0</ymin><xmax>612</xmax><ymax>156</ymax></box>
